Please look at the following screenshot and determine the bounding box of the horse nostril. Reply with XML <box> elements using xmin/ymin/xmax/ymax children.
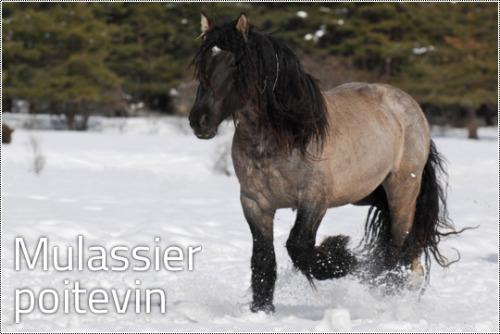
<box><xmin>199</xmin><ymin>114</ymin><xmax>208</xmax><ymax>128</ymax></box>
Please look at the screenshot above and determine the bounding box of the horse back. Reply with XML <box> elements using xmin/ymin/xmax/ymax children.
<box><xmin>325</xmin><ymin>82</ymin><xmax>430</xmax><ymax>148</ymax></box>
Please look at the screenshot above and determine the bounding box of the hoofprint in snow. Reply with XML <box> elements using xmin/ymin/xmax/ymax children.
<box><xmin>1</xmin><ymin>115</ymin><xmax>498</xmax><ymax>332</ymax></box>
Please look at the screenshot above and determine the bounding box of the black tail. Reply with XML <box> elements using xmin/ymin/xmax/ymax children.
<box><xmin>360</xmin><ymin>140</ymin><xmax>462</xmax><ymax>283</ymax></box>
<box><xmin>410</xmin><ymin>140</ymin><xmax>461</xmax><ymax>269</ymax></box>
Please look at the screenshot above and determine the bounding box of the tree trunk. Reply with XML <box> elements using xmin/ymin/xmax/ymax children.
<box><xmin>78</xmin><ymin>108</ymin><xmax>92</xmax><ymax>131</ymax></box>
<box><xmin>66</xmin><ymin>112</ymin><xmax>76</xmax><ymax>131</ymax></box>
<box><xmin>465</xmin><ymin>108</ymin><xmax>479</xmax><ymax>140</ymax></box>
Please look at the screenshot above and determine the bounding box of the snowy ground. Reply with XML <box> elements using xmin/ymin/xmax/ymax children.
<box><xmin>2</xmin><ymin>115</ymin><xmax>498</xmax><ymax>332</ymax></box>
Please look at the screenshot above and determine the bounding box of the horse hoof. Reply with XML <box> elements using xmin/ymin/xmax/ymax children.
<box><xmin>409</xmin><ymin>271</ymin><xmax>424</xmax><ymax>291</ymax></box>
<box><xmin>409</xmin><ymin>259</ymin><xmax>425</xmax><ymax>291</ymax></box>
<box><xmin>250</xmin><ymin>302</ymin><xmax>275</xmax><ymax>314</ymax></box>
<box><xmin>410</xmin><ymin>259</ymin><xmax>424</xmax><ymax>276</ymax></box>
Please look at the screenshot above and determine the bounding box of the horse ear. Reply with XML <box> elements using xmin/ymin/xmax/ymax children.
<box><xmin>235</xmin><ymin>13</ymin><xmax>249</xmax><ymax>42</ymax></box>
<box><xmin>200</xmin><ymin>11</ymin><xmax>214</xmax><ymax>38</ymax></box>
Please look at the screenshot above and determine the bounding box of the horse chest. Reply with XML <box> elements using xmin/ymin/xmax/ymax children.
<box><xmin>232</xmin><ymin>150</ymin><xmax>304</xmax><ymax>209</ymax></box>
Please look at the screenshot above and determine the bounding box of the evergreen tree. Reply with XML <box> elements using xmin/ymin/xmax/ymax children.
<box><xmin>3</xmin><ymin>3</ymin><xmax>121</xmax><ymax>129</ymax></box>
<box><xmin>97</xmin><ymin>3</ymin><xmax>187</xmax><ymax>112</ymax></box>
<box><xmin>2</xmin><ymin>3</ymin><xmax>497</xmax><ymax>131</ymax></box>
<box><xmin>393</xmin><ymin>2</ymin><xmax>497</xmax><ymax>136</ymax></box>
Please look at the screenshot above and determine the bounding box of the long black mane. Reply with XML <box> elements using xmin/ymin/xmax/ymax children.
<box><xmin>191</xmin><ymin>19</ymin><xmax>329</xmax><ymax>156</ymax></box>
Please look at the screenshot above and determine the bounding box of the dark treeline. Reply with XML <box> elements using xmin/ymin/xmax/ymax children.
<box><xmin>2</xmin><ymin>2</ymin><xmax>497</xmax><ymax>132</ymax></box>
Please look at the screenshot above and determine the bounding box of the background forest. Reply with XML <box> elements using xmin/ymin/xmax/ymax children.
<box><xmin>2</xmin><ymin>2</ymin><xmax>497</xmax><ymax>134</ymax></box>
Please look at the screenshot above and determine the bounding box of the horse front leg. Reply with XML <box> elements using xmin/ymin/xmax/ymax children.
<box><xmin>241</xmin><ymin>195</ymin><xmax>277</xmax><ymax>313</ymax></box>
<box><xmin>286</xmin><ymin>205</ymin><xmax>357</xmax><ymax>281</ymax></box>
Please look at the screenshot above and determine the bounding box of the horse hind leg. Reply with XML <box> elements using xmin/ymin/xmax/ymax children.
<box><xmin>406</xmin><ymin>141</ymin><xmax>459</xmax><ymax>289</ymax></box>
<box><xmin>379</xmin><ymin>168</ymin><xmax>427</xmax><ymax>289</ymax></box>
<box><xmin>360</xmin><ymin>168</ymin><xmax>424</xmax><ymax>288</ymax></box>
<box><xmin>385</xmin><ymin>141</ymin><xmax>455</xmax><ymax>279</ymax></box>
<box><xmin>384</xmin><ymin>171</ymin><xmax>422</xmax><ymax>248</ymax></box>
<box><xmin>363</xmin><ymin>142</ymin><xmax>456</xmax><ymax>292</ymax></box>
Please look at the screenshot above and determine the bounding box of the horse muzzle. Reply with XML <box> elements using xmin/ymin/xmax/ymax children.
<box><xmin>194</xmin><ymin>128</ymin><xmax>217</xmax><ymax>140</ymax></box>
<box><xmin>189</xmin><ymin>112</ymin><xmax>219</xmax><ymax>140</ymax></box>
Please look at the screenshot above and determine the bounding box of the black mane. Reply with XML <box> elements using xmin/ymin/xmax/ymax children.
<box><xmin>191</xmin><ymin>19</ymin><xmax>329</xmax><ymax>156</ymax></box>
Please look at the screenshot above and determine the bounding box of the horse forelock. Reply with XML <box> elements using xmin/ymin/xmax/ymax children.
<box><xmin>190</xmin><ymin>22</ymin><xmax>251</xmax><ymax>89</ymax></box>
<box><xmin>190</xmin><ymin>20</ymin><xmax>329</xmax><ymax>156</ymax></box>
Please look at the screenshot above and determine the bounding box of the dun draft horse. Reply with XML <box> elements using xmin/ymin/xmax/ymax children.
<box><xmin>189</xmin><ymin>13</ymin><xmax>461</xmax><ymax>313</ymax></box>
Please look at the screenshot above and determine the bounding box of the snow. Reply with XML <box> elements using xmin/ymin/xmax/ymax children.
<box><xmin>296</xmin><ymin>11</ymin><xmax>308</xmax><ymax>19</ymax></box>
<box><xmin>2</xmin><ymin>115</ymin><xmax>498</xmax><ymax>332</ymax></box>
<box><xmin>315</xmin><ymin>308</ymin><xmax>352</xmax><ymax>331</ymax></box>
<box><xmin>413</xmin><ymin>45</ymin><xmax>435</xmax><ymax>55</ymax></box>
<box><xmin>305</xmin><ymin>25</ymin><xmax>327</xmax><ymax>43</ymax></box>
<box><xmin>413</xmin><ymin>47</ymin><xmax>428</xmax><ymax>55</ymax></box>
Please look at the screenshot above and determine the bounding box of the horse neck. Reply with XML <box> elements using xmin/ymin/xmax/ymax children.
<box><xmin>234</xmin><ymin>104</ymin><xmax>280</xmax><ymax>157</ymax></box>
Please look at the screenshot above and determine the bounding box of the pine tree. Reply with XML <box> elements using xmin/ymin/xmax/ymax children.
<box><xmin>3</xmin><ymin>3</ymin><xmax>497</xmax><ymax>131</ymax></box>
<box><xmin>3</xmin><ymin>3</ymin><xmax>120</xmax><ymax>129</ymax></box>
<box><xmin>393</xmin><ymin>2</ymin><xmax>497</xmax><ymax>136</ymax></box>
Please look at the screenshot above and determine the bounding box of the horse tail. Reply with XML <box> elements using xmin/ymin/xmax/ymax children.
<box><xmin>360</xmin><ymin>140</ymin><xmax>462</xmax><ymax>282</ymax></box>
<box><xmin>408</xmin><ymin>140</ymin><xmax>461</xmax><ymax>270</ymax></box>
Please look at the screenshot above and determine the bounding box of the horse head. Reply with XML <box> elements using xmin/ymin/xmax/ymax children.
<box><xmin>189</xmin><ymin>13</ymin><xmax>250</xmax><ymax>139</ymax></box>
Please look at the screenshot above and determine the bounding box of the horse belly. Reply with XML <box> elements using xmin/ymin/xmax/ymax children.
<box><xmin>328</xmin><ymin>158</ymin><xmax>392</xmax><ymax>207</ymax></box>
